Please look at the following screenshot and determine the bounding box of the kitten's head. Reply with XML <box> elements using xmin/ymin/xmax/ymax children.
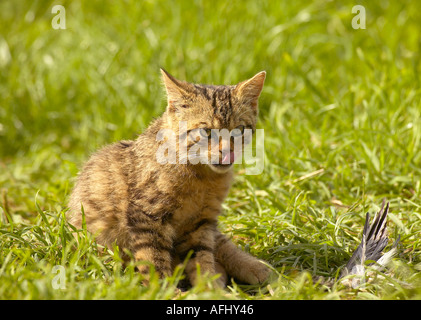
<box><xmin>160</xmin><ymin>69</ymin><xmax>265</xmax><ymax>174</ymax></box>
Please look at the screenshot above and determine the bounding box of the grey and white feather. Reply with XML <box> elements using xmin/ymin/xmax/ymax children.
<box><xmin>341</xmin><ymin>200</ymin><xmax>400</xmax><ymax>288</ymax></box>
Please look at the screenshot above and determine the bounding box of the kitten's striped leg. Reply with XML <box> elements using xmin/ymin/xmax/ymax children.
<box><xmin>215</xmin><ymin>232</ymin><xmax>270</xmax><ymax>285</ymax></box>
<box><xmin>175</xmin><ymin>218</ymin><xmax>223</xmax><ymax>287</ymax></box>
<box><xmin>126</xmin><ymin>209</ymin><xmax>175</xmax><ymax>281</ymax></box>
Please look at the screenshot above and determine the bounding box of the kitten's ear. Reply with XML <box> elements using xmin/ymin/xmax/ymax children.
<box><xmin>234</xmin><ymin>71</ymin><xmax>266</xmax><ymax>110</ymax></box>
<box><xmin>160</xmin><ymin>68</ymin><xmax>190</xmax><ymax>112</ymax></box>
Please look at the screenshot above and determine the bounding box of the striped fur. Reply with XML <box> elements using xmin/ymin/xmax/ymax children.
<box><xmin>68</xmin><ymin>69</ymin><xmax>270</xmax><ymax>287</ymax></box>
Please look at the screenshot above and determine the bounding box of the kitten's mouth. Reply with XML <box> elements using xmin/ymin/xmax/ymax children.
<box><xmin>212</xmin><ymin>163</ymin><xmax>233</xmax><ymax>168</ymax></box>
<box><xmin>209</xmin><ymin>162</ymin><xmax>233</xmax><ymax>174</ymax></box>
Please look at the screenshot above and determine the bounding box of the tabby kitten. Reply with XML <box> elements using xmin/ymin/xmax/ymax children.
<box><xmin>68</xmin><ymin>69</ymin><xmax>270</xmax><ymax>287</ymax></box>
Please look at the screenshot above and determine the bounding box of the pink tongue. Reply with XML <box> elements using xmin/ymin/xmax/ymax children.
<box><xmin>222</xmin><ymin>151</ymin><xmax>235</xmax><ymax>164</ymax></box>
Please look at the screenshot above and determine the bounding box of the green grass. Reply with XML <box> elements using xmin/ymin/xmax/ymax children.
<box><xmin>1</xmin><ymin>0</ymin><xmax>421</xmax><ymax>300</ymax></box>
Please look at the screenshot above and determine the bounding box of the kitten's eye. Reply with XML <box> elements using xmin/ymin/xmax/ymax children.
<box><xmin>199</xmin><ymin>128</ymin><xmax>212</xmax><ymax>138</ymax></box>
<box><xmin>231</xmin><ymin>125</ymin><xmax>245</xmax><ymax>137</ymax></box>
<box><xmin>180</xmin><ymin>104</ymin><xmax>189</xmax><ymax>109</ymax></box>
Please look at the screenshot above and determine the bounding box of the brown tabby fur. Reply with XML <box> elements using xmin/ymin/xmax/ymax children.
<box><xmin>68</xmin><ymin>69</ymin><xmax>270</xmax><ymax>287</ymax></box>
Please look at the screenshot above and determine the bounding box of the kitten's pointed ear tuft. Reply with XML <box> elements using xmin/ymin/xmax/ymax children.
<box><xmin>234</xmin><ymin>71</ymin><xmax>266</xmax><ymax>110</ymax></box>
<box><xmin>160</xmin><ymin>68</ymin><xmax>185</xmax><ymax>96</ymax></box>
<box><xmin>160</xmin><ymin>68</ymin><xmax>177</xmax><ymax>85</ymax></box>
<box><xmin>160</xmin><ymin>68</ymin><xmax>189</xmax><ymax>111</ymax></box>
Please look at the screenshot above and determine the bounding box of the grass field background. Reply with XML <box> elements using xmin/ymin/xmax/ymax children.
<box><xmin>1</xmin><ymin>0</ymin><xmax>421</xmax><ymax>299</ymax></box>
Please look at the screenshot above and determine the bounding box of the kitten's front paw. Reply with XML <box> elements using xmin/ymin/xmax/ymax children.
<box><xmin>243</xmin><ymin>259</ymin><xmax>271</xmax><ymax>285</ymax></box>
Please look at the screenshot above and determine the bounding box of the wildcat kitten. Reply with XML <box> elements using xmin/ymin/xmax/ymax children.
<box><xmin>68</xmin><ymin>69</ymin><xmax>270</xmax><ymax>287</ymax></box>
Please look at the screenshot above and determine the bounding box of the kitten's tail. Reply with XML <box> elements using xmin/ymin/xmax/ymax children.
<box><xmin>340</xmin><ymin>200</ymin><xmax>400</xmax><ymax>288</ymax></box>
